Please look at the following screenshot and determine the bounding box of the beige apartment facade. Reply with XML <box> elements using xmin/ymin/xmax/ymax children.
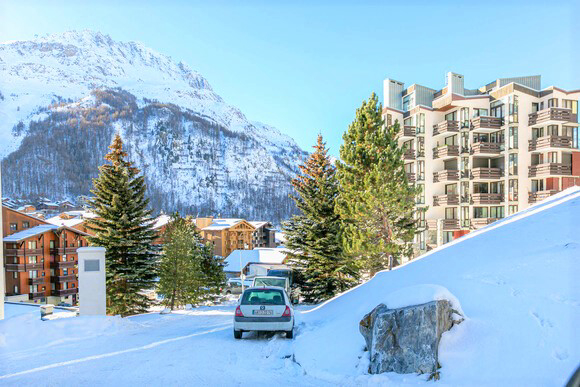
<box><xmin>383</xmin><ymin>72</ymin><xmax>579</xmax><ymax>254</ymax></box>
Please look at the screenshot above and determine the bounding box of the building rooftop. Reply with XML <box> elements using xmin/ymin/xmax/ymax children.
<box><xmin>223</xmin><ymin>248</ymin><xmax>289</xmax><ymax>272</ymax></box>
<box><xmin>4</xmin><ymin>224</ymin><xmax>59</xmax><ymax>242</ymax></box>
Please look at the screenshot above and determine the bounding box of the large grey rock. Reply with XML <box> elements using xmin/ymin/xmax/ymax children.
<box><xmin>359</xmin><ymin>300</ymin><xmax>458</xmax><ymax>375</ymax></box>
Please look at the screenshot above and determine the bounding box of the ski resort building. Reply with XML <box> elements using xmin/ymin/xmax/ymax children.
<box><xmin>383</xmin><ymin>72</ymin><xmax>580</xmax><ymax>253</ymax></box>
<box><xmin>196</xmin><ymin>217</ymin><xmax>256</xmax><ymax>258</ymax></box>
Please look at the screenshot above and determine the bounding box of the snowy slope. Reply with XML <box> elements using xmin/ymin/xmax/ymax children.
<box><xmin>294</xmin><ymin>187</ymin><xmax>580</xmax><ymax>385</ymax></box>
<box><xmin>0</xmin><ymin>31</ymin><xmax>308</xmax><ymax>221</ymax></box>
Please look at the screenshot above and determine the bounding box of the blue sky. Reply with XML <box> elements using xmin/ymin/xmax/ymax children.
<box><xmin>1</xmin><ymin>0</ymin><xmax>578</xmax><ymax>156</ymax></box>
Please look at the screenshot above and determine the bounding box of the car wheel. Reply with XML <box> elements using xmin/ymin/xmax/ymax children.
<box><xmin>234</xmin><ymin>330</ymin><xmax>242</xmax><ymax>339</ymax></box>
<box><xmin>286</xmin><ymin>328</ymin><xmax>293</xmax><ymax>339</ymax></box>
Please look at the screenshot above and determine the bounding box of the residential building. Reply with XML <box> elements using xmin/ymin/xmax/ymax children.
<box><xmin>45</xmin><ymin>210</ymin><xmax>97</xmax><ymax>235</ymax></box>
<box><xmin>383</xmin><ymin>72</ymin><xmax>579</xmax><ymax>254</ymax></box>
<box><xmin>249</xmin><ymin>221</ymin><xmax>277</xmax><ymax>248</ymax></box>
<box><xmin>196</xmin><ymin>217</ymin><xmax>256</xmax><ymax>258</ymax></box>
<box><xmin>223</xmin><ymin>248</ymin><xmax>289</xmax><ymax>279</ymax></box>
<box><xmin>4</xmin><ymin>223</ymin><xmax>88</xmax><ymax>305</ymax></box>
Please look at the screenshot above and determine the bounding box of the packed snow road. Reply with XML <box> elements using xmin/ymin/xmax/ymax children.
<box><xmin>0</xmin><ymin>304</ymin><xmax>331</xmax><ymax>386</ymax></box>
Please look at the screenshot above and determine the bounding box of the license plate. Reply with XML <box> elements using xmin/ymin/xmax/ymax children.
<box><xmin>252</xmin><ymin>310</ymin><xmax>273</xmax><ymax>315</ymax></box>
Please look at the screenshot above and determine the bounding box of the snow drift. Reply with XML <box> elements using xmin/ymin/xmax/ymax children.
<box><xmin>294</xmin><ymin>187</ymin><xmax>580</xmax><ymax>385</ymax></box>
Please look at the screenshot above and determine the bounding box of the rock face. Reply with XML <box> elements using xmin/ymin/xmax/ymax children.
<box><xmin>359</xmin><ymin>300</ymin><xmax>456</xmax><ymax>375</ymax></box>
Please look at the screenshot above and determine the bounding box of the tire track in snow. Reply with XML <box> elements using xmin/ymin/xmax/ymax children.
<box><xmin>0</xmin><ymin>324</ymin><xmax>231</xmax><ymax>380</ymax></box>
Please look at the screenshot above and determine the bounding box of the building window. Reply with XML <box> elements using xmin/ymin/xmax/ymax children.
<box><xmin>50</xmin><ymin>240</ymin><xmax>55</xmax><ymax>249</ymax></box>
<box><xmin>417</xmin><ymin>184</ymin><xmax>425</xmax><ymax>204</ymax></box>
<box><xmin>14</xmin><ymin>285</ymin><xmax>18</xmax><ymax>294</ymax></box>
<box><xmin>10</xmin><ymin>223</ymin><xmax>17</xmax><ymax>231</ymax></box>
<box><xmin>509</xmin><ymin>154</ymin><xmax>518</xmax><ymax>176</ymax></box>
<box><xmin>13</xmin><ymin>272</ymin><xmax>18</xmax><ymax>279</ymax></box>
<box><xmin>563</xmin><ymin>99</ymin><xmax>578</xmax><ymax>114</ymax></box>
<box><xmin>22</xmin><ymin>221</ymin><xmax>30</xmax><ymax>229</ymax></box>
<box><xmin>417</xmin><ymin>113</ymin><xmax>426</xmax><ymax>134</ymax></box>
<box><xmin>531</xmin><ymin>179</ymin><xmax>544</xmax><ymax>192</ymax></box>
<box><xmin>445</xmin><ymin>207</ymin><xmax>457</xmax><ymax>220</ymax></box>
<box><xmin>445</xmin><ymin>111</ymin><xmax>457</xmax><ymax>121</ymax></box>
<box><xmin>508</xmin><ymin>205</ymin><xmax>518</xmax><ymax>215</ymax></box>
<box><xmin>508</xmin><ymin>95</ymin><xmax>518</xmax><ymax>123</ymax></box>
<box><xmin>418</xmin><ymin>231</ymin><xmax>426</xmax><ymax>251</ymax></box>
<box><xmin>532</xmin><ymin>102</ymin><xmax>539</xmax><ymax>113</ymax></box>
<box><xmin>509</xmin><ymin>179</ymin><xmax>518</xmax><ymax>201</ymax></box>
<box><xmin>509</xmin><ymin>127</ymin><xmax>518</xmax><ymax>149</ymax></box>
<box><xmin>417</xmin><ymin>160</ymin><xmax>425</xmax><ymax>180</ymax></box>
<box><xmin>461</xmin><ymin>206</ymin><xmax>470</xmax><ymax>227</ymax></box>
<box><xmin>547</xmin><ymin>98</ymin><xmax>558</xmax><ymax>108</ymax></box>
<box><xmin>490</xmin><ymin>206</ymin><xmax>505</xmax><ymax>219</ymax></box>
<box><xmin>403</xmin><ymin>95</ymin><xmax>412</xmax><ymax>111</ymax></box>
<box><xmin>443</xmin><ymin>232</ymin><xmax>454</xmax><ymax>244</ymax></box>
<box><xmin>490</xmin><ymin>101</ymin><xmax>504</xmax><ymax>118</ymax></box>
<box><xmin>472</xmin><ymin>108</ymin><xmax>488</xmax><ymax>118</ymax></box>
<box><xmin>473</xmin><ymin>207</ymin><xmax>488</xmax><ymax>218</ymax></box>
<box><xmin>28</xmin><ymin>241</ymin><xmax>37</xmax><ymax>249</ymax></box>
<box><xmin>547</xmin><ymin>152</ymin><xmax>557</xmax><ymax>163</ymax></box>
<box><xmin>460</xmin><ymin>107</ymin><xmax>469</xmax><ymax>128</ymax></box>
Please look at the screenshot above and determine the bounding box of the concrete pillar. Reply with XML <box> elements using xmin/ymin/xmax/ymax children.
<box><xmin>77</xmin><ymin>247</ymin><xmax>106</xmax><ymax>315</ymax></box>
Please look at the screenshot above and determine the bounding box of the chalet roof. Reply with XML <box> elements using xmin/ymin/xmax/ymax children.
<box><xmin>223</xmin><ymin>248</ymin><xmax>288</xmax><ymax>272</ymax></box>
<box><xmin>151</xmin><ymin>214</ymin><xmax>172</xmax><ymax>229</ymax></box>
<box><xmin>4</xmin><ymin>224</ymin><xmax>89</xmax><ymax>242</ymax></box>
<box><xmin>46</xmin><ymin>215</ymin><xmax>85</xmax><ymax>228</ymax></box>
<box><xmin>202</xmin><ymin>218</ymin><xmax>253</xmax><ymax>231</ymax></box>
<box><xmin>249</xmin><ymin>221</ymin><xmax>271</xmax><ymax>229</ymax></box>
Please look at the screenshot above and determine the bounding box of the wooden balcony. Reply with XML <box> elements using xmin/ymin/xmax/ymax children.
<box><xmin>28</xmin><ymin>277</ymin><xmax>46</xmax><ymax>285</ymax></box>
<box><xmin>528</xmin><ymin>107</ymin><xmax>577</xmax><ymax>126</ymax></box>
<box><xmin>433</xmin><ymin>120</ymin><xmax>459</xmax><ymax>136</ymax></box>
<box><xmin>5</xmin><ymin>263</ymin><xmax>26</xmax><ymax>272</ymax></box>
<box><xmin>398</xmin><ymin>126</ymin><xmax>416</xmax><ymax>139</ymax></box>
<box><xmin>528</xmin><ymin>163</ymin><xmax>571</xmax><ymax>177</ymax></box>
<box><xmin>406</xmin><ymin>172</ymin><xmax>416</xmax><ymax>183</ymax></box>
<box><xmin>528</xmin><ymin>190</ymin><xmax>559</xmax><ymax>204</ymax></box>
<box><xmin>52</xmin><ymin>288</ymin><xmax>78</xmax><ymax>297</ymax></box>
<box><xmin>433</xmin><ymin>170</ymin><xmax>459</xmax><ymax>182</ymax></box>
<box><xmin>471</xmin><ymin>167</ymin><xmax>503</xmax><ymax>180</ymax></box>
<box><xmin>433</xmin><ymin>194</ymin><xmax>459</xmax><ymax>206</ymax></box>
<box><xmin>29</xmin><ymin>292</ymin><xmax>46</xmax><ymax>300</ymax></box>
<box><xmin>528</xmin><ymin>136</ymin><xmax>572</xmax><ymax>151</ymax></box>
<box><xmin>470</xmin><ymin>193</ymin><xmax>504</xmax><ymax>205</ymax></box>
<box><xmin>50</xmin><ymin>247</ymin><xmax>78</xmax><ymax>255</ymax></box>
<box><xmin>470</xmin><ymin>142</ymin><xmax>502</xmax><ymax>155</ymax></box>
<box><xmin>433</xmin><ymin>145</ymin><xmax>459</xmax><ymax>159</ymax></box>
<box><xmin>50</xmin><ymin>260</ymin><xmax>77</xmax><ymax>269</ymax></box>
<box><xmin>403</xmin><ymin>149</ymin><xmax>416</xmax><ymax>160</ymax></box>
<box><xmin>442</xmin><ymin>219</ymin><xmax>460</xmax><ymax>230</ymax></box>
<box><xmin>51</xmin><ymin>275</ymin><xmax>77</xmax><ymax>283</ymax></box>
<box><xmin>25</xmin><ymin>262</ymin><xmax>44</xmax><ymax>270</ymax></box>
<box><xmin>4</xmin><ymin>248</ymin><xmax>44</xmax><ymax>256</ymax></box>
<box><xmin>470</xmin><ymin>116</ymin><xmax>503</xmax><ymax>131</ymax></box>
<box><xmin>471</xmin><ymin>218</ymin><xmax>500</xmax><ymax>229</ymax></box>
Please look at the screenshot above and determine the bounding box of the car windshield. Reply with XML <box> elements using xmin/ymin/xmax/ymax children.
<box><xmin>253</xmin><ymin>278</ymin><xmax>286</xmax><ymax>288</ymax></box>
<box><xmin>241</xmin><ymin>289</ymin><xmax>285</xmax><ymax>305</ymax></box>
<box><xmin>268</xmin><ymin>270</ymin><xmax>289</xmax><ymax>278</ymax></box>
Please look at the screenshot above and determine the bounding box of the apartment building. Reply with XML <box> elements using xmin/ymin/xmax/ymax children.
<box><xmin>195</xmin><ymin>217</ymin><xmax>256</xmax><ymax>258</ymax></box>
<box><xmin>249</xmin><ymin>221</ymin><xmax>277</xmax><ymax>248</ymax></box>
<box><xmin>383</xmin><ymin>72</ymin><xmax>579</xmax><ymax>253</ymax></box>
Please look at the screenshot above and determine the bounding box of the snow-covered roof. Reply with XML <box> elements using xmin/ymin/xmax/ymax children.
<box><xmin>151</xmin><ymin>214</ymin><xmax>172</xmax><ymax>229</ymax></box>
<box><xmin>249</xmin><ymin>221</ymin><xmax>270</xmax><ymax>229</ymax></box>
<box><xmin>3</xmin><ymin>225</ymin><xmax>59</xmax><ymax>242</ymax></box>
<box><xmin>202</xmin><ymin>218</ymin><xmax>245</xmax><ymax>231</ymax></box>
<box><xmin>223</xmin><ymin>248</ymin><xmax>289</xmax><ymax>272</ymax></box>
<box><xmin>46</xmin><ymin>215</ymin><xmax>85</xmax><ymax>228</ymax></box>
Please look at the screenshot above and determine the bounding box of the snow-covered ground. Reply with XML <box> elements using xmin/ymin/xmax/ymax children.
<box><xmin>1</xmin><ymin>187</ymin><xmax>578</xmax><ymax>386</ymax></box>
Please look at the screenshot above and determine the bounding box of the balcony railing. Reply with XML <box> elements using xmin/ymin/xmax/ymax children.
<box><xmin>528</xmin><ymin>107</ymin><xmax>577</xmax><ymax>126</ymax></box>
<box><xmin>433</xmin><ymin>120</ymin><xmax>459</xmax><ymax>136</ymax></box>
<box><xmin>398</xmin><ymin>126</ymin><xmax>416</xmax><ymax>138</ymax></box>
<box><xmin>470</xmin><ymin>193</ymin><xmax>504</xmax><ymax>205</ymax></box>
<box><xmin>470</xmin><ymin>116</ymin><xmax>503</xmax><ymax>130</ymax></box>
<box><xmin>5</xmin><ymin>263</ymin><xmax>26</xmax><ymax>272</ymax></box>
<box><xmin>52</xmin><ymin>288</ymin><xmax>78</xmax><ymax>297</ymax></box>
<box><xmin>528</xmin><ymin>163</ymin><xmax>571</xmax><ymax>177</ymax></box>
<box><xmin>26</xmin><ymin>262</ymin><xmax>44</xmax><ymax>270</ymax></box>
<box><xmin>3</xmin><ymin>248</ymin><xmax>44</xmax><ymax>256</ymax></box>
<box><xmin>50</xmin><ymin>260</ymin><xmax>77</xmax><ymax>269</ymax></box>
<box><xmin>470</xmin><ymin>142</ymin><xmax>503</xmax><ymax>155</ymax></box>
<box><xmin>528</xmin><ymin>136</ymin><xmax>572</xmax><ymax>151</ymax></box>
<box><xmin>29</xmin><ymin>292</ymin><xmax>46</xmax><ymax>300</ymax></box>
<box><xmin>426</xmin><ymin>219</ymin><xmax>438</xmax><ymax>230</ymax></box>
<box><xmin>433</xmin><ymin>170</ymin><xmax>459</xmax><ymax>182</ymax></box>
<box><xmin>471</xmin><ymin>218</ymin><xmax>500</xmax><ymax>229</ymax></box>
<box><xmin>50</xmin><ymin>247</ymin><xmax>78</xmax><ymax>255</ymax></box>
<box><xmin>528</xmin><ymin>190</ymin><xmax>559</xmax><ymax>204</ymax></box>
<box><xmin>51</xmin><ymin>275</ymin><xmax>77</xmax><ymax>283</ymax></box>
<box><xmin>471</xmin><ymin>167</ymin><xmax>504</xmax><ymax>180</ymax></box>
<box><xmin>433</xmin><ymin>194</ymin><xmax>459</xmax><ymax>206</ymax></box>
<box><xmin>433</xmin><ymin>145</ymin><xmax>459</xmax><ymax>159</ymax></box>
<box><xmin>442</xmin><ymin>219</ymin><xmax>460</xmax><ymax>230</ymax></box>
<box><xmin>406</xmin><ymin>172</ymin><xmax>416</xmax><ymax>183</ymax></box>
<box><xmin>403</xmin><ymin>149</ymin><xmax>416</xmax><ymax>160</ymax></box>
<box><xmin>28</xmin><ymin>277</ymin><xmax>46</xmax><ymax>285</ymax></box>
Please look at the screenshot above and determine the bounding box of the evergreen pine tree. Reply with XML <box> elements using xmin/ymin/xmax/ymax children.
<box><xmin>336</xmin><ymin>93</ymin><xmax>419</xmax><ymax>276</ymax></box>
<box><xmin>86</xmin><ymin>134</ymin><xmax>159</xmax><ymax>316</ymax></box>
<box><xmin>284</xmin><ymin>135</ymin><xmax>358</xmax><ymax>303</ymax></box>
<box><xmin>158</xmin><ymin>213</ymin><xmax>225</xmax><ymax>309</ymax></box>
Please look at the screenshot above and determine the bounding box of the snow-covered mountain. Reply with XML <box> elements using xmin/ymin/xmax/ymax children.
<box><xmin>0</xmin><ymin>30</ymin><xmax>308</xmax><ymax>222</ymax></box>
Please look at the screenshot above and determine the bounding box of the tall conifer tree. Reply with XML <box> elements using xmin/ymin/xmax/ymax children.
<box><xmin>284</xmin><ymin>135</ymin><xmax>357</xmax><ymax>303</ymax></box>
<box><xmin>336</xmin><ymin>93</ymin><xmax>419</xmax><ymax>276</ymax></box>
<box><xmin>86</xmin><ymin>134</ymin><xmax>159</xmax><ymax>316</ymax></box>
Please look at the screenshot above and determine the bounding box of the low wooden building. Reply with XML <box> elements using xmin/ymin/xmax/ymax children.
<box><xmin>196</xmin><ymin>218</ymin><xmax>255</xmax><ymax>258</ymax></box>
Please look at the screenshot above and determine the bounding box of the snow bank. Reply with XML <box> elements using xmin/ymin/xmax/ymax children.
<box><xmin>294</xmin><ymin>186</ymin><xmax>580</xmax><ymax>386</ymax></box>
